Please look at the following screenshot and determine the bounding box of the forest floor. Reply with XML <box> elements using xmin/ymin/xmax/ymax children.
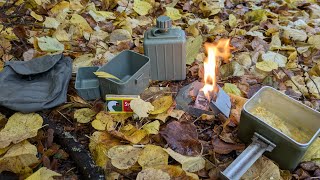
<box><xmin>0</xmin><ymin>0</ymin><xmax>320</xmax><ymax>179</ymax></box>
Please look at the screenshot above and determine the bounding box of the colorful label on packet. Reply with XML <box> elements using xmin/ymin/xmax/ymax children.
<box><xmin>105</xmin><ymin>95</ymin><xmax>139</xmax><ymax>113</ymax></box>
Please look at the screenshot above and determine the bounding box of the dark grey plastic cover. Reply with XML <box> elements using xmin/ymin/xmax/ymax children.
<box><xmin>0</xmin><ymin>54</ymin><xmax>72</xmax><ymax>112</ymax></box>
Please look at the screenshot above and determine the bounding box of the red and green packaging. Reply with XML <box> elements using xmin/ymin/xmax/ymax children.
<box><xmin>105</xmin><ymin>95</ymin><xmax>139</xmax><ymax>113</ymax></box>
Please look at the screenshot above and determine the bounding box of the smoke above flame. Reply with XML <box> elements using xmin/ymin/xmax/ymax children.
<box><xmin>202</xmin><ymin>39</ymin><xmax>232</xmax><ymax>101</ymax></box>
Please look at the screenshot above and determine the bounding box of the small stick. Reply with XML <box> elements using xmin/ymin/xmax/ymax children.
<box><xmin>133</xmin><ymin>144</ymin><xmax>145</xmax><ymax>148</ymax></box>
<box><xmin>301</xmin><ymin>66</ymin><xmax>312</xmax><ymax>98</ymax></box>
<box><xmin>301</xmin><ymin>65</ymin><xmax>320</xmax><ymax>97</ymax></box>
<box><xmin>65</xmin><ymin>167</ymin><xmax>76</xmax><ymax>174</ymax></box>
<box><xmin>308</xmin><ymin>75</ymin><xmax>320</xmax><ymax>97</ymax></box>
<box><xmin>57</xmin><ymin>110</ymin><xmax>73</xmax><ymax>124</ymax></box>
<box><xmin>280</xmin><ymin>67</ymin><xmax>307</xmax><ymax>102</ymax></box>
<box><xmin>193</xmin><ymin>116</ymin><xmax>202</xmax><ymax>123</ymax></box>
<box><xmin>203</xmin><ymin>156</ymin><xmax>217</xmax><ymax>168</ymax></box>
<box><xmin>198</xmin><ymin>127</ymin><xmax>211</xmax><ymax>134</ymax></box>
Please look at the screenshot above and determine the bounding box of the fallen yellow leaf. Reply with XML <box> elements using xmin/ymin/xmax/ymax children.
<box><xmin>30</xmin><ymin>11</ymin><xmax>43</xmax><ymax>21</ymax></box>
<box><xmin>154</xmin><ymin>165</ymin><xmax>185</xmax><ymax>177</ymax></box>
<box><xmin>36</xmin><ymin>36</ymin><xmax>64</xmax><ymax>52</ymax></box>
<box><xmin>229</xmin><ymin>14</ymin><xmax>237</xmax><ymax>28</ymax></box>
<box><xmin>91</xmin><ymin>111</ymin><xmax>115</xmax><ymax>131</ymax></box>
<box><xmin>43</xmin><ymin>17</ymin><xmax>60</xmax><ymax>29</ymax></box>
<box><xmin>142</xmin><ymin>120</ymin><xmax>160</xmax><ymax>135</ymax></box>
<box><xmin>186</xmin><ymin>172</ymin><xmax>200</xmax><ymax>180</ymax></box>
<box><xmin>0</xmin><ymin>113</ymin><xmax>43</xmax><ymax>149</ymax></box>
<box><xmin>270</xmin><ymin>32</ymin><xmax>282</xmax><ymax>47</ymax></box>
<box><xmin>53</xmin><ymin>28</ymin><xmax>70</xmax><ymax>41</ymax></box>
<box><xmin>133</xmin><ymin>0</ymin><xmax>152</xmax><ymax>16</ymax></box>
<box><xmin>150</xmin><ymin>96</ymin><xmax>173</xmax><ymax>115</ymax></box>
<box><xmin>55</xmin><ymin>12</ymin><xmax>68</xmax><ymax>23</ymax></box>
<box><xmin>261</xmin><ymin>51</ymin><xmax>287</xmax><ymax>68</ymax></box>
<box><xmin>288</xmin><ymin>51</ymin><xmax>298</xmax><ymax>61</ymax></box>
<box><xmin>308</xmin><ymin>35</ymin><xmax>320</xmax><ymax>50</ymax></box>
<box><xmin>88</xmin><ymin>10</ymin><xmax>116</xmax><ymax>22</ymax></box>
<box><xmin>270</xmin><ymin>45</ymin><xmax>296</xmax><ymax>51</ymax></box>
<box><xmin>169</xmin><ymin>109</ymin><xmax>185</xmax><ymax>120</ymax></box>
<box><xmin>74</xmin><ymin>108</ymin><xmax>96</xmax><ymax>123</ymax></box>
<box><xmin>0</xmin><ymin>145</ymin><xmax>11</xmax><ymax>156</ymax></box>
<box><xmin>0</xmin><ymin>61</ymin><xmax>4</xmax><ymax>72</ymax></box>
<box><xmin>286</xmin><ymin>51</ymin><xmax>298</xmax><ymax>69</ymax></box>
<box><xmin>242</xmin><ymin>156</ymin><xmax>281</xmax><ymax>180</ymax></box>
<box><xmin>186</xmin><ymin>35</ymin><xmax>203</xmax><ymax>65</ymax></box>
<box><xmin>70</xmin><ymin>0</ymin><xmax>84</xmax><ymax>11</ymax></box>
<box><xmin>0</xmin><ymin>140</ymin><xmax>38</xmax><ymax>174</ymax></box>
<box><xmin>150</xmin><ymin>109</ymin><xmax>184</xmax><ymax>122</ymax></box>
<box><xmin>109</xmin><ymin>29</ymin><xmax>132</xmax><ymax>43</ymax></box>
<box><xmin>283</xmin><ymin>27</ymin><xmax>307</xmax><ymax>42</ymax></box>
<box><xmin>0</xmin><ymin>27</ymin><xmax>18</xmax><ymax>40</ymax></box>
<box><xmin>235</xmin><ymin>52</ymin><xmax>252</xmax><ymax>69</ymax></box>
<box><xmin>50</xmin><ymin>1</ymin><xmax>70</xmax><ymax>15</ymax></box>
<box><xmin>154</xmin><ymin>165</ymin><xmax>199</xmax><ymax>179</ymax></box>
<box><xmin>70</xmin><ymin>14</ymin><xmax>93</xmax><ymax>33</ymax></box>
<box><xmin>136</xmin><ymin>168</ymin><xmax>170</xmax><ymax>180</ymax></box>
<box><xmin>186</xmin><ymin>24</ymin><xmax>199</xmax><ymax>37</ymax></box>
<box><xmin>164</xmin><ymin>148</ymin><xmax>205</xmax><ymax>172</ymax></box>
<box><xmin>115</xmin><ymin>124</ymin><xmax>148</xmax><ymax>144</ymax></box>
<box><xmin>130</xmin><ymin>98</ymin><xmax>154</xmax><ymax>118</ymax></box>
<box><xmin>89</xmin><ymin>131</ymin><xmax>121</xmax><ymax>168</ymax></box>
<box><xmin>107</xmin><ymin>124</ymin><xmax>148</xmax><ymax>144</ymax></box>
<box><xmin>72</xmin><ymin>54</ymin><xmax>94</xmax><ymax>73</ymax></box>
<box><xmin>228</xmin><ymin>93</ymin><xmax>248</xmax><ymax>110</ymax></box>
<box><xmin>302</xmin><ymin>138</ymin><xmax>320</xmax><ymax>166</ymax></box>
<box><xmin>306</xmin><ymin>77</ymin><xmax>320</xmax><ymax>98</ymax></box>
<box><xmin>309</xmin><ymin>63</ymin><xmax>320</xmax><ymax>76</ymax></box>
<box><xmin>25</xmin><ymin>167</ymin><xmax>61</xmax><ymax>180</ymax></box>
<box><xmin>110</xmin><ymin>113</ymin><xmax>132</xmax><ymax>123</ymax></box>
<box><xmin>149</xmin><ymin>112</ymin><xmax>170</xmax><ymax>122</ymax></box>
<box><xmin>107</xmin><ymin>145</ymin><xmax>142</xmax><ymax>169</ymax></box>
<box><xmin>222</xmin><ymin>83</ymin><xmax>242</xmax><ymax>97</ymax></box>
<box><xmin>244</xmin><ymin>9</ymin><xmax>268</xmax><ymax>24</ymax></box>
<box><xmin>94</xmin><ymin>71</ymin><xmax>121</xmax><ymax>81</ymax></box>
<box><xmin>165</xmin><ymin>7</ymin><xmax>182</xmax><ymax>20</ymax></box>
<box><xmin>198</xmin><ymin>0</ymin><xmax>223</xmax><ymax>16</ymax></box>
<box><xmin>138</xmin><ymin>145</ymin><xmax>169</xmax><ymax>169</ymax></box>
<box><xmin>256</xmin><ymin>61</ymin><xmax>279</xmax><ymax>72</ymax></box>
<box><xmin>34</xmin><ymin>0</ymin><xmax>42</xmax><ymax>5</ymax></box>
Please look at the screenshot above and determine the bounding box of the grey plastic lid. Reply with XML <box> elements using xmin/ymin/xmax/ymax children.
<box><xmin>156</xmin><ymin>16</ymin><xmax>172</xmax><ymax>32</ymax></box>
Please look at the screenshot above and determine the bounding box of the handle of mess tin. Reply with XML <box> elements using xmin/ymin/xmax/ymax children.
<box><xmin>135</xmin><ymin>73</ymin><xmax>144</xmax><ymax>84</ymax></box>
<box><xmin>220</xmin><ymin>133</ymin><xmax>276</xmax><ymax>180</ymax></box>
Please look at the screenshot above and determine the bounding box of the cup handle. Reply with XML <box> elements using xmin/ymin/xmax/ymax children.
<box><xmin>135</xmin><ymin>73</ymin><xmax>144</xmax><ymax>84</ymax></box>
<box><xmin>220</xmin><ymin>132</ymin><xmax>276</xmax><ymax>180</ymax></box>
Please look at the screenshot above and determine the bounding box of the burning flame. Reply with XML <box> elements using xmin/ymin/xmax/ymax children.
<box><xmin>202</xmin><ymin>39</ymin><xmax>232</xmax><ymax>101</ymax></box>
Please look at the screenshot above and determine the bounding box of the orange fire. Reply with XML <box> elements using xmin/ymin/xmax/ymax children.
<box><xmin>202</xmin><ymin>39</ymin><xmax>232</xmax><ymax>101</ymax></box>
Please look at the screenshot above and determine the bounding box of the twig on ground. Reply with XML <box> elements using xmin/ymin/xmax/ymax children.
<box><xmin>308</xmin><ymin>75</ymin><xmax>320</xmax><ymax>97</ymax></box>
<box><xmin>300</xmin><ymin>65</ymin><xmax>320</xmax><ymax>98</ymax></box>
<box><xmin>57</xmin><ymin>110</ymin><xmax>73</xmax><ymax>124</ymax></box>
<box><xmin>280</xmin><ymin>67</ymin><xmax>307</xmax><ymax>102</ymax></box>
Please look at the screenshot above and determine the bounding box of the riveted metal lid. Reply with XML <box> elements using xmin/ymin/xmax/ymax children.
<box><xmin>156</xmin><ymin>16</ymin><xmax>172</xmax><ymax>32</ymax></box>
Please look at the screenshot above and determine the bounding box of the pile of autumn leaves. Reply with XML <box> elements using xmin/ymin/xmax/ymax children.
<box><xmin>73</xmin><ymin>95</ymin><xmax>205</xmax><ymax>179</ymax></box>
<box><xmin>0</xmin><ymin>113</ymin><xmax>61</xmax><ymax>179</ymax></box>
<box><xmin>0</xmin><ymin>94</ymin><xmax>203</xmax><ymax>179</ymax></box>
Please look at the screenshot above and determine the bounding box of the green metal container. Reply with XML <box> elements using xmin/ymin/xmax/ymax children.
<box><xmin>238</xmin><ymin>86</ymin><xmax>320</xmax><ymax>170</ymax></box>
<box><xmin>75</xmin><ymin>66</ymin><xmax>101</xmax><ymax>100</ymax></box>
<box><xmin>97</xmin><ymin>50</ymin><xmax>150</xmax><ymax>96</ymax></box>
<box><xmin>143</xmin><ymin>16</ymin><xmax>186</xmax><ymax>81</ymax></box>
<box><xmin>221</xmin><ymin>86</ymin><xmax>320</xmax><ymax>180</ymax></box>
